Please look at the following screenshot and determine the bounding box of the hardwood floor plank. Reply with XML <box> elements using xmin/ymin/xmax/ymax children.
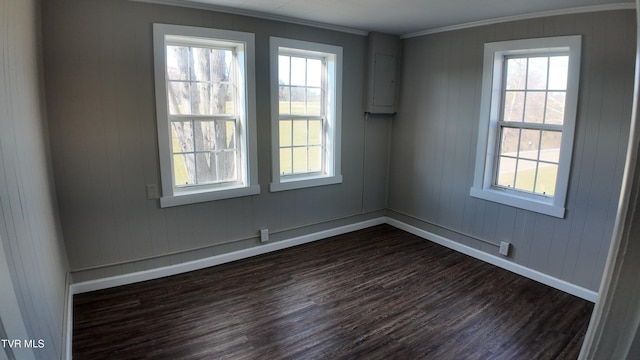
<box><xmin>73</xmin><ymin>225</ymin><xmax>593</xmax><ymax>359</ymax></box>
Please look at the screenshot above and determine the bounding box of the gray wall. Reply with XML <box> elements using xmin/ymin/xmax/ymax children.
<box><xmin>42</xmin><ymin>0</ymin><xmax>389</xmax><ymax>281</ymax></box>
<box><xmin>0</xmin><ymin>0</ymin><xmax>69</xmax><ymax>358</ymax></box>
<box><xmin>388</xmin><ymin>10</ymin><xmax>636</xmax><ymax>291</ymax></box>
<box><xmin>41</xmin><ymin>0</ymin><xmax>634</xmax><ymax>295</ymax></box>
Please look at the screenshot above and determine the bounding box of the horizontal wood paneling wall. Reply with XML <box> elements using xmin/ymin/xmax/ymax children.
<box><xmin>42</xmin><ymin>0</ymin><xmax>389</xmax><ymax>281</ymax></box>
<box><xmin>0</xmin><ymin>0</ymin><xmax>69</xmax><ymax>358</ymax></box>
<box><xmin>388</xmin><ymin>10</ymin><xmax>636</xmax><ymax>291</ymax></box>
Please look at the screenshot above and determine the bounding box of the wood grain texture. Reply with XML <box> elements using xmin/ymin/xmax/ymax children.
<box><xmin>73</xmin><ymin>225</ymin><xmax>592</xmax><ymax>359</ymax></box>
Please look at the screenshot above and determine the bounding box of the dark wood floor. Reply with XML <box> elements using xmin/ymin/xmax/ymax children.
<box><xmin>73</xmin><ymin>224</ymin><xmax>593</xmax><ymax>359</ymax></box>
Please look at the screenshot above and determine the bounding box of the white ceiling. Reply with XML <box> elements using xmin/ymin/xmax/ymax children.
<box><xmin>150</xmin><ymin>0</ymin><xmax>635</xmax><ymax>36</ymax></box>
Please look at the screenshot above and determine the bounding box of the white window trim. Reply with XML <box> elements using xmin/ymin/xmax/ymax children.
<box><xmin>153</xmin><ymin>24</ymin><xmax>259</xmax><ymax>207</ymax></box>
<box><xmin>269</xmin><ymin>37</ymin><xmax>343</xmax><ymax>192</ymax></box>
<box><xmin>470</xmin><ymin>35</ymin><xmax>582</xmax><ymax>218</ymax></box>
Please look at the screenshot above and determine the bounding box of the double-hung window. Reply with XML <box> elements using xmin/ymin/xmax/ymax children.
<box><xmin>153</xmin><ymin>24</ymin><xmax>259</xmax><ymax>207</ymax></box>
<box><xmin>269</xmin><ymin>37</ymin><xmax>343</xmax><ymax>192</ymax></box>
<box><xmin>471</xmin><ymin>36</ymin><xmax>581</xmax><ymax>218</ymax></box>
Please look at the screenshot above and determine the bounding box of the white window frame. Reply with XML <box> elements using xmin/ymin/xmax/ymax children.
<box><xmin>269</xmin><ymin>37</ymin><xmax>343</xmax><ymax>192</ymax></box>
<box><xmin>470</xmin><ymin>36</ymin><xmax>581</xmax><ymax>218</ymax></box>
<box><xmin>153</xmin><ymin>24</ymin><xmax>259</xmax><ymax>207</ymax></box>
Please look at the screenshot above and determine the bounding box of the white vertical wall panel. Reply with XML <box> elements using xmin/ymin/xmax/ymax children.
<box><xmin>389</xmin><ymin>10</ymin><xmax>636</xmax><ymax>291</ymax></box>
<box><xmin>0</xmin><ymin>0</ymin><xmax>69</xmax><ymax>358</ymax></box>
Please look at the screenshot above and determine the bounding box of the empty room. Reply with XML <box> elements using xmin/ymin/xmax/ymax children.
<box><xmin>2</xmin><ymin>0</ymin><xmax>640</xmax><ymax>358</ymax></box>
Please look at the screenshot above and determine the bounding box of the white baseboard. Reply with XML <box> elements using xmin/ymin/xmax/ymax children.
<box><xmin>65</xmin><ymin>215</ymin><xmax>597</xmax><ymax>358</ymax></box>
<box><xmin>70</xmin><ymin>217</ymin><xmax>386</xmax><ymax>294</ymax></box>
<box><xmin>64</xmin><ymin>273</ymin><xmax>73</xmax><ymax>360</ymax></box>
<box><xmin>385</xmin><ymin>217</ymin><xmax>598</xmax><ymax>302</ymax></box>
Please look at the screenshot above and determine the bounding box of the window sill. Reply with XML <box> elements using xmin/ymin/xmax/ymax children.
<box><xmin>160</xmin><ymin>184</ymin><xmax>260</xmax><ymax>208</ymax></box>
<box><xmin>470</xmin><ymin>186</ymin><xmax>565</xmax><ymax>218</ymax></box>
<box><xmin>270</xmin><ymin>175</ymin><xmax>342</xmax><ymax>192</ymax></box>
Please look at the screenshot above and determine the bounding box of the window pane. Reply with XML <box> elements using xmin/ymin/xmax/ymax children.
<box><xmin>272</xmin><ymin>42</ymin><xmax>340</xmax><ymax>184</ymax></box>
<box><xmin>545</xmin><ymin>92</ymin><xmax>566</xmax><ymax>125</ymax></box>
<box><xmin>527</xmin><ymin>57</ymin><xmax>548</xmax><ymax>90</ymax></box>
<box><xmin>196</xmin><ymin>153</ymin><xmax>214</xmax><ymax>183</ymax></box>
<box><xmin>506</xmin><ymin>58</ymin><xmax>527</xmax><ymax>90</ymax></box>
<box><xmin>307</xmin><ymin>88</ymin><xmax>321</xmax><ymax>115</ymax></box>
<box><xmin>167</xmin><ymin>81</ymin><xmax>190</xmax><ymax>115</ymax></box>
<box><xmin>279</xmin><ymin>55</ymin><xmax>290</xmax><ymax>85</ymax></box>
<box><xmin>290</xmin><ymin>87</ymin><xmax>305</xmax><ymax>114</ymax></box>
<box><xmin>292</xmin><ymin>147</ymin><xmax>308</xmax><ymax>173</ymax></box>
<box><xmin>174</xmin><ymin>154</ymin><xmax>195</xmax><ymax>186</ymax></box>
<box><xmin>195</xmin><ymin>121</ymin><xmax>215</xmax><ymax>151</ymax></box>
<box><xmin>503</xmin><ymin>91</ymin><xmax>524</xmax><ymax>122</ymax></box>
<box><xmin>535</xmin><ymin>164</ymin><xmax>558</xmax><ymax>196</ymax></box>
<box><xmin>292</xmin><ymin>120</ymin><xmax>308</xmax><ymax>146</ymax></box>
<box><xmin>190</xmin><ymin>47</ymin><xmax>211</xmax><ymax>82</ymax></box>
<box><xmin>209</xmin><ymin>49</ymin><xmax>232</xmax><ymax>82</ymax></box>
<box><xmin>171</xmin><ymin>121</ymin><xmax>194</xmax><ymax>152</ymax></box>
<box><xmin>280</xmin><ymin>120</ymin><xmax>292</xmax><ymax>147</ymax></box>
<box><xmin>280</xmin><ymin>148</ymin><xmax>292</xmax><ymax>175</ymax></box>
<box><xmin>540</xmin><ymin>131</ymin><xmax>562</xmax><ymax>163</ymax></box>
<box><xmin>192</xmin><ymin>83</ymin><xmax>232</xmax><ymax>115</ymax></box>
<box><xmin>224</xmin><ymin>120</ymin><xmax>236</xmax><ymax>149</ymax></box>
<box><xmin>208</xmin><ymin>120</ymin><xmax>234</xmax><ymax>150</ymax></box>
<box><xmin>220</xmin><ymin>83</ymin><xmax>234</xmax><ymax>114</ymax></box>
<box><xmin>307</xmin><ymin>59</ymin><xmax>322</xmax><ymax>87</ymax></box>
<box><xmin>291</xmin><ymin>57</ymin><xmax>306</xmax><ymax>86</ymax></box>
<box><xmin>514</xmin><ymin>159</ymin><xmax>537</xmax><ymax>192</ymax></box>
<box><xmin>217</xmin><ymin>151</ymin><xmax>237</xmax><ymax>182</ymax></box>
<box><xmin>308</xmin><ymin>120</ymin><xmax>323</xmax><ymax>145</ymax></box>
<box><xmin>500</xmin><ymin>127</ymin><xmax>520</xmax><ymax>155</ymax></box>
<box><xmin>308</xmin><ymin>145</ymin><xmax>322</xmax><ymax>172</ymax></box>
<box><xmin>496</xmin><ymin>156</ymin><xmax>516</xmax><ymax>188</ymax></box>
<box><xmin>166</xmin><ymin>46</ymin><xmax>189</xmax><ymax>80</ymax></box>
<box><xmin>548</xmin><ymin>56</ymin><xmax>569</xmax><ymax>90</ymax></box>
<box><xmin>191</xmin><ymin>83</ymin><xmax>212</xmax><ymax>115</ymax></box>
<box><xmin>519</xmin><ymin>129</ymin><xmax>540</xmax><ymax>160</ymax></box>
<box><xmin>279</xmin><ymin>86</ymin><xmax>290</xmax><ymax>114</ymax></box>
<box><xmin>524</xmin><ymin>92</ymin><xmax>545</xmax><ymax>123</ymax></box>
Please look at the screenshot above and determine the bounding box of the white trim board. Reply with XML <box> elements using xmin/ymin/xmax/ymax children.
<box><xmin>66</xmin><ymin>217</ymin><xmax>384</xmax><ymax>359</ymax></box>
<box><xmin>70</xmin><ymin>218</ymin><xmax>385</xmax><ymax>294</ymax></box>
<box><xmin>385</xmin><ymin>217</ymin><xmax>598</xmax><ymax>302</ymax></box>
<box><xmin>70</xmin><ymin>216</ymin><xmax>598</xmax><ymax>302</ymax></box>
<box><xmin>65</xmin><ymin>215</ymin><xmax>598</xmax><ymax>358</ymax></box>
<box><xmin>131</xmin><ymin>0</ymin><xmax>369</xmax><ymax>36</ymax></box>
<box><xmin>64</xmin><ymin>273</ymin><xmax>73</xmax><ymax>360</ymax></box>
<box><xmin>401</xmin><ymin>3</ymin><xmax>636</xmax><ymax>38</ymax></box>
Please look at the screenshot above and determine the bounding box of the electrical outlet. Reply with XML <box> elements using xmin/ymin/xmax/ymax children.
<box><xmin>499</xmin><ymin>241</ymin><xmax>511</xmax><ymax>256</ymax></box>
<box><xmin>260</xmin><ymin>229</ymin><xmax>269</xmax><ymax>243</ymax></box>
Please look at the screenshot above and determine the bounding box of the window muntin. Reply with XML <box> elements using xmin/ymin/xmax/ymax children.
<box><xmin>470</xmin><ymin>36</ymin><xmax>581</xmax><ymax>218</ymax></box>
<box><xmin>170</xmin><ymin>119</ymin><xmax>238</xmax><ymax>186</ymax></box>
<box><xmin>154</xmin><ymin>24</ymin><xmax>259</xmax><ymax>207</ymax></box>
<box><xmin>165</xmin><ymin>38</ymin><xmax>241</xmax><ymax>188</ymax></box>
<box><xmin>494</xmin><ymin>54</ymin><xmax>569</xmax><ymax>197</ymax></box>
<box><xmin>278</xmin><ymin>53</ymin><xmax>326</xmax><ymax>177</ymax></box>
<box><xmin>269</xmin><ymin>37</ymin><xmax>343</xmax><ymax>192</ymax></box>
<box><xmin>279</xmin><ymin>119</ymin><xmax>324</xmax><ymax>175</ymax></box>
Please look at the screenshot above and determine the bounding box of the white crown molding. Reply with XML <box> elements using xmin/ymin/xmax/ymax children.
<box><xmin>130</xmin><ymin>0</ymin><xmax>369</xmax><ymax>36</ymax></box>
<box><xmin>131</xmin><ymin>1</ymin><xmax>634</xmax><ymax>38</ymax></box>
<box><xmin>402</xmin><ymin>3</ymin><xmax>636</xmax><ymax>38</ymax></box>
